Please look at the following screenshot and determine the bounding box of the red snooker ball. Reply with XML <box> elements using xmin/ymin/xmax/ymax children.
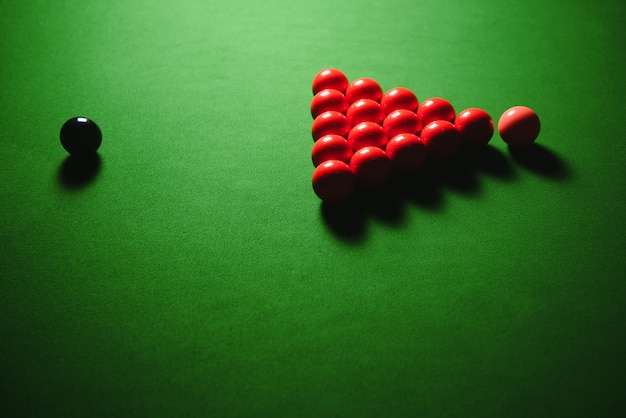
<box><xmin>312</xmin><ymin>111</ymin><xmax>350</xmax><ymax>141</ymax></box>
<box><xmin>386</xmin><ymin>133</ymin><xmax>427</xmax><ymax>174</ymax></box>
<box><xmin>312</xmin><ymin>68</ymin><xmax>349</xmax><ymax>95</ymax></box>
<box><xmin>345</xmin><ymin>77</ymin><xmax>383</xmax><ymax>104</ymax></box>
<box><xmin>380</xmin><ymin>87</ymin><xmax>419</xmax><ymax>114</ymax></box>
<box><xmin>346</xmin><ymin>99</ymin><xmax>385</xmax><ymax>126</ymax></box>
<box><xmin>420</xmin><ymin>120</ymin><xmax>460</xmax><ymax>160</ymax></box>
<box><xmin>312</xmin><ymin>160</ymin><xmax>355</xmax><ymax>202</ymax></box>
<box><xmin>417</xmin><ymin>97</ymin><xmax>456</xmax><ymax>126</ymax></box>
<box><xmin>310</xmin><ymin>89</ymin><xmax>349</xmax><ymax>118</ymax></box>
<box><xmin>455</xmin><ymin>108</ymin><xmax>494</xmax><ymax>147</ymax></box>
<box><xmin>311</xmin><ymin>135</ymin><xmax>353</xmax><ymax>167</ymax></box>
<box><xmin>350</xmin><ymin>146</ymin><xmax>392</xmax><ymax>188</ymax></box>
<box><xmin>498</xmin><ymin>106</ymin><xmax>541</xmax><ymax>147</ymax></box>
<box><xmin>382</xmin><ymin>109</ymin><xmax>420</xmax><ymax>139</ymax></box>
<box><xmin>347</xmin><ymin>121</ymin><xmax>388</xmax><ymax>151</ymax></box>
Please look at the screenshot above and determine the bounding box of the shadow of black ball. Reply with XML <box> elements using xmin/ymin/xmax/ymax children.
<box><xmin>508</xmin><ymin>143</ymin><xmax>569</xmax><ymax>179</ymax></box>
<box><xmin>58</xmin><ymin>153</ymin><xmax>102</xmax><ymax>189</ymax></box>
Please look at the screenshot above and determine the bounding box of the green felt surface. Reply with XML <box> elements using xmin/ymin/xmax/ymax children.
<box><xmin>1</xmin><ymin>0</ymin><xmax>625</xmax><ymax>417</ymax></box>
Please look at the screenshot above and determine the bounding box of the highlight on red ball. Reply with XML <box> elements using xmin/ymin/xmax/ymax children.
<box><xmin>381</xmin><ymin>87</ymin><xmax>419</xmax><ymax>114</ymax></box>
<box><xmin>311</xmin><ymin>135</ymin><xmax>353</xmax><ymax>167</ymax></box>
<box><xmin>346</xmin><ymin>99</ymin><xmax>385</xmax><ymax>126</ymax></box>
<box><xmin>312</xmin><ymin>68</ymin><xmax>349</xmax><ymax>95</ymax></box>
<box><xmin>382</xmin><ymin>109</ymin><xmax>421</xmax><ymax>139</ymax></box>
<box><xmin>311</xmin><ymin>159</ymin><xmax>355</xmax><ymax>203</ymax></box>
<box><xmin>455</xmin><ymin>108</ymin><xmax>494</xmax><ymax>148</ymax></box>
<box><xmin>417</xmin><ymin>97</ymin><xmax>456</xmax><ymax>127</ymax></box>
<box><xmin>350</xmin><ymin>146</ymin><xmax>392</xmax><ymax>188</ymax></box>
<box><xmin>345</xmin><ymin>77</ymin><xmax>383</xmax><ymax>105</ymax></box>
<box><xmin>498</xmin><ymin>105</ymin><xmax>541</xmax><ymax>147</ymax></box>
<box><xmin>386</xmin><ymin>133</ymin><xmax>426</xmax><ymax>174</ymax></box>
<box><xmin>311</xmin><ymin>89</ymin><xmax>348</xmax><ymax>118</ymax></box>
<box><xmin>311</xmin><ymin>111</ymin><xmax>350</xmax><ymax>141</ymax></box>
<box><xmin>420</xmin><ymin>120</ymin><xmax>460</xmax><ymax>161</ymax></box>
<box><xmin>347</xmin><ymin>121</ymin><xmax>387</xmax><ymax>152</ymax></box>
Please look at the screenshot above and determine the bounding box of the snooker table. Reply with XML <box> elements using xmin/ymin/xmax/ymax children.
<box><xmin>1</xmin><ymin>0</ymin><xmax>625</xmax><ymax>416</ymax></box>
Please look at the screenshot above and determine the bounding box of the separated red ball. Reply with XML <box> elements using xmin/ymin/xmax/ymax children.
<box><xmin>498</xmin><ymin>106</ymin><xmax>541</xmax><ymax>147</ymax></box>
<box><xmin>312</xmin><ymin>160</ymin><xmax>355</xmax><ymax>202</ymax></box>
<box><xmin>311</xmin><ymin>135</ymin><xmax>353</xmax><ymax>167</ymax></box>
<box><xmin>417</xmin><ymin>97</ymin><xmax>456</xmax><ymax>126</ymax></box>
<box><xmin>382</xmin><ymin>109</ymin><xmax>420</xmax><ymax>139</ymax></box>
<box><xmin>347</xmin><ymin>121</ymin><xmax>388</xmax><ymax>151</ymax></box>
<box><xmin>312</xmin><ymin>111</ymin><xmax>350</xmax><ymax>141</ymax></box>
<box><xmin>455</xmin><ymin>108</ymin><xmax>494</xmax><ymax>147</ymax></box>
<box><xmin>311</xmin><ymin>89</ymin><xmax>349</xmax><ymax>118</ymax></box>
<box><xmin>420</xmin><ymin>120</ymin><xmax>460</xmax><ymax>160</ymax></box>
<box><xmin>312</xmin><ymin>68</ymin><xmax>349</xmax><ymax>95</ymax></box>
<box><xmin>350</xmin><ymin>146</ymin><xmax>392</xmax><ymax>188</ymax></box>
<box><xmin>380</xmin><ymin>87</ymin><xmax>419</xmax><ymax>114</ymax></box>
<box><xmin>346</xmin><ymin>99</ymin><xmax>385</xmax><ymax>126</ymax></box>
<box><xmin>345</xmin><ymin>77</ymin><xmax>383</xmax><ymax>104</ymax></box>
<box><xmin>386</xmin><ymin>133</ymin><xmax>427</xmax><ymax>174</ymax></box>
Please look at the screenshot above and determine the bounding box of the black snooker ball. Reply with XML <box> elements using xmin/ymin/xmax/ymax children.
<box><xmin>60</xmin><ymin>116</ymin><xmax>102</xmax><ymax>155</ymax></box>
